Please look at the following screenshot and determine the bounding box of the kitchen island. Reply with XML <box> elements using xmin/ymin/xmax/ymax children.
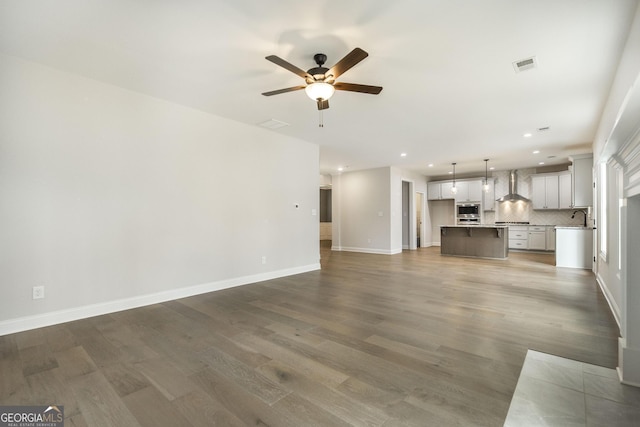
<box><xmin>440</xmin><ymin>225</ymin><xmax>509</xmax><ymax>259</ymax></box>
<box><xmin>555</xmin><ymin>226</ymin><xmax>594</xmax><ymax>269</ymax></box>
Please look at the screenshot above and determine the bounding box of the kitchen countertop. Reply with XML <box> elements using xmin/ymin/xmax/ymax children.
<box><xmin>440</xmin><ymin>224</ymin><xmax>508</xmax><ymax>228</ymax></box>
<box><xmin>440</xmin><ymin>224</ymin><xmax>593</xmax><ymax>229</ymax></box>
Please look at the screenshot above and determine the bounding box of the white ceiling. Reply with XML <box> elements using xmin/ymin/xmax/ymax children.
<box><xmin>1</xmin><ymin>0</ymin><xmax>637</xmax><ymax>177</ymax></box>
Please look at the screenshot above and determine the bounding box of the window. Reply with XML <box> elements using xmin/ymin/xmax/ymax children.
<box><xmin>600</xmin><ymin>163</ymin><xmax>607</xmax><ymax>259</ymax></box>
<box><xmin>617</xmin><ymin>165</ymin><xmax>623</xmax><ymax>272</ymax></box>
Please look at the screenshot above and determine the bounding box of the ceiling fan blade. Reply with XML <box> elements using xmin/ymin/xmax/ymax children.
<box><xmin>317</xmin><ymin>99</ymin><xmax>329</xmax><ymax>110</ymax></box>
<box><xmin>333</xmin><ymin>82</ymin><xmax>383</xmax><ymax>94</ymax></box>
<box><xmin>327</xmin><ymin>48</ymin><xmax>369</xmax><ymax>79</ymax></box>
<box><xmin>262</xmin><ymin>85</ymin><xmax>306</xmax><ymax>96</ymax></box>
<box><xmin>265</xmin><ymin>55</ymin><xmax>313</xmax><ymax>80</ymax></box>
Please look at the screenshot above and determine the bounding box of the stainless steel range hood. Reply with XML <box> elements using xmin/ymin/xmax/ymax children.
<box><xmin>496</xmin><ymin>170</ymin><xmax>530</xmax><ymax>202</ymax></box>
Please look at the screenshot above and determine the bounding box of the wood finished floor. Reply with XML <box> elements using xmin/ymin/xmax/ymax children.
<box><xmin>0</xmin><ymin>243</ymin><xmax>620</xmax><ymax>426</ymax></box>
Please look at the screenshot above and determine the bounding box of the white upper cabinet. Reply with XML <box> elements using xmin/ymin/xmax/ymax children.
<box><xmin>570</xmin><ymin>154</ymin><xmax>593</xmax><ymax>207</ymax></box>
<box><xmin>440</xmin><ymin>181</ymin><xmax>454</xmax><ymax>197</ymax></box>
<box><xmin>427</xmin><ymin>182</ymin><xmax>440</xmax><ymax>200</ymax></box>
<box><xmin>427</xmin><ymin>181</ymin><xmax>454</xmax><ymax>200</ymax></box>
<box><xmin>531</xmin><ymin>175</ymin><xmax>559</xmax><ymax>209</ymax></box>
<box><xmin>429</xmin><ymin>179</ymin><xmax>482</xmax><ymax>202</ymax></box>
<box><xmin>558</xmin><ymin>172</ymin><xmax>572</xmax><ymax>209</ymax></box>
<box><xmin>454</xmin><ymin>180</ymin><xmax>482</xmax><ymax>203</ymax></box>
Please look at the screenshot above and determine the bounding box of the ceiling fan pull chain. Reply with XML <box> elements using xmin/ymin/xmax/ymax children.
<box><xmin>319</xmin><ymin>110</ymin><xmax>323</xmax><ymax>127</ymax></box>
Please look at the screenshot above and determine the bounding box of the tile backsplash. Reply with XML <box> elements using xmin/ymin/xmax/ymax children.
<box><xmin>486</xmin><ymin>169</ymin><xmax>592</xmax><ymax>226</ymax></box>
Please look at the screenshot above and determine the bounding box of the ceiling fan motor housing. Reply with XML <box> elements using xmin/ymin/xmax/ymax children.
<box><xmin>307</xmin><ymin>67</ymin><xmax>329</xmax><ymax>81</ymax></box>
<box><xmin>308</xmin><ymin>54</ymin><xmax>329</xmax><ymax>81</ymax></box>
<box><xmin>313</xmin><ymin>53</ymin><xmax>327</xmax><ymax>66</ymax></box>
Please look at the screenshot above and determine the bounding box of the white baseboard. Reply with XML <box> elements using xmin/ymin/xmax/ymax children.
<box><xmin>332</xmin><ymin>246</ymin><xmax>402</xmax><ymax>255</ymax></box>
<box><xmin>0</xmin><ymin>263</ymin><xmax>320</xmax><ymax>336</ymax></box>
<box><xmin>595</xmin><ymin>273</ymin><xmax>622</xmax><ymax>331</ymax></box>
<box><xmin>618</xmin><ymin>338</ymin><xmax>640</xmax><ymax>386</ymax></box>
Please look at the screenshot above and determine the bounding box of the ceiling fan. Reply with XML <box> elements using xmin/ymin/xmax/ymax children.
<box><xmin>261</xmin><ymin>47</ymin><xmax>383</xmax><ymax>111</ymax></box>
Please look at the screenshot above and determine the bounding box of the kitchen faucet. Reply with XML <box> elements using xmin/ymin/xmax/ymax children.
<box><xmin>571</xmin><ymin>209</ymin><xmax>588</xmax><ymax>227</ymax></box>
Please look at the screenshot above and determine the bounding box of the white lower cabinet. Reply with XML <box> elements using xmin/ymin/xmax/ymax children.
<box><xmin>509</xmin><ymin>225</ymin><xmax>556</xmax><ymax>251</ymax></box>
<box><xmin>508</xmin><ymin>226</ymin><xmax>528</xmax><ymax>249</ymax></box>
<box><xmin>528</xmin><ymin>227</ymin><xmax>547</xmax><ymax>250</ymax></box>
<box><xmin>546</xmin><ymin>227</ymin><xmax>556</xmax><ymax>251</ymax></box>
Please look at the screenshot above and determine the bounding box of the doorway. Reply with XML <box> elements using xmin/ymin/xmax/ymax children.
<box><xmin>319</xmin><ymin>188</ymin><xmax>332</xmax><ymax>242</ymax></box>
<box><xmin>402</xmin><ymin>182</ymin><xmax>410</xmax><ymax>249</ymax></box>
<box><xmin>402</xmin><ymin>181</ymin><xmax>423</xmax><ymax>250</ymax></box>
<box><xmin>416</xmin><ymin>191</ymin><xmax>424</xmax><ymax>248</ymax></box>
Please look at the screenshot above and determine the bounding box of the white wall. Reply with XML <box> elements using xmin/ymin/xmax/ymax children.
<box><xmin>590</xmin><ymin>2</ymin><xmax>640</xmax><ymax>386</ymax></box>
<box><xmin>331</xmin><ymin>167</ymin><xmax>394</xmax><ymax>254</ymax></box>
<box><xmin>594</xmin><ymin>2</ymin><xmax>640</xmax><ymax>161</ymax></box>
<box><xmin>395</xmin><ymin>168</ymin><xmax>428</xmax><ymax>249</ymax></box>
<box><xmin>0</xmin><ymin>54</ymin><xmax>320</xmax><ymax>334</ymax></box>
<box><xmin>331</xmin><ymin>166</ymin><xmax>426</xmax><ymax>254</ymax></box>
<box><xmin>427</xmin><ymin>200</ymin><xmax>455</xmax><ymax>246</ymax></box>
<box><xmin>593</xmin><ymin>1</ymin><xmax>640</xmax><ymax>328</ymax></box>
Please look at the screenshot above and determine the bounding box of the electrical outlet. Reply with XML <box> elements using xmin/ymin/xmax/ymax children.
<box><xmin>33</xmin><ymin>286</ymin><xmax>45</xmax><ymax>300</ymax></box>
<box><xmin>261</xmin><ymin>256</ymin><xmax>267</xmax><ymax>265</ymax></box>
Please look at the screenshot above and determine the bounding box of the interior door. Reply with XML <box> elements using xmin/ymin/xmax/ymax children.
<box><xmin>416</xmin><ymin>192</ymin><xmax>423</xmax><ymax>247</ymax></box>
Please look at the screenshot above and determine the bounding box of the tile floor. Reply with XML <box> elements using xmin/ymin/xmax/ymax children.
<box><xmin>504</xmin><ymin>350</ymin><xmax>640</xmax><ymax>426</ymax></box>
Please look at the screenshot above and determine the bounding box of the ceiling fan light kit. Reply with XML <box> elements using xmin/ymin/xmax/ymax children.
<box><xmin>305</xmin><ymin>82</ymin><xmax>335</xmax><ymax>101</ymax></box>
<box><xmin>262</xmin><ymin>47</ymin><xmax>383</xmax><ymax>126</ymax></box>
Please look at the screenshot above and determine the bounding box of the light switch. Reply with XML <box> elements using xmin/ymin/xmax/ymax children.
<box><xmin>311</xmin><ymin>209</ymin><xmax>317</xmax><ymax>216</ymax></box>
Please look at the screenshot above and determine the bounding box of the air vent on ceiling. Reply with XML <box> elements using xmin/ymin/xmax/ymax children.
<box><xmin>259</xmin><ymin>119</ymin><xmax>290</xmax><ymax>129</ymax></box>
<box><xmin>512</xmin><ymin>56</ymin><xmax>538</xmax><ymax>73</ymax></box>
<box><xmin>537</xmin><ymin>126</ymin><xmax>550</xmax><ymax>132</ymax></box>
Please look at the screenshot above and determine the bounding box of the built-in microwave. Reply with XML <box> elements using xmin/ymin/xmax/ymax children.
<box><xmin>456</xmin><ymin>203</ymin><xmax>480</xmax><ymax>217</ymax></box>
<box><xmin>456</xmin><ymin>203</ymin><xmax>481</xmax><ymax>224</ymax></box>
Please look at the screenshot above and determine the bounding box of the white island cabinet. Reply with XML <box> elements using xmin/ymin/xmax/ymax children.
<box><xmin>555</xmin><ymin>227</ymin><xmax>593</xmax><ymax>269</ymax></box>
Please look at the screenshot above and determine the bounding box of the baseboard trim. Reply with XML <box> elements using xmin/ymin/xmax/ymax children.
<box><xmin>333</xmin><ymin>246</ymin><xmax>402</xmax><ymax>255</ymax></box>
<box><xmin>0</xmin><ymin>263</ymin><xmax>320</xmax><ymax>336</ymax></box>
<box><xmin>595</xmin><ymin>273</ymin><xmax>622</xmax><ymax>332</ymax></box>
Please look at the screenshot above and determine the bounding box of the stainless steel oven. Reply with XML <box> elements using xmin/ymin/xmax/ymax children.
<box><xmin>456</xmin><ymin>203</ymin><xmax>481</xmax><ymax>224</ymax></box>
<box><xmin>457</xmin><ymin>217</ymin><xmax>480</xmax><ymax>224</ymax></box>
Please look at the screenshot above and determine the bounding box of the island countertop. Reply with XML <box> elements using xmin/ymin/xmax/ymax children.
<box><xmin>440</xmin><ymin>224</ymin><xmax>508</xmax><ymax>228</ymax></box>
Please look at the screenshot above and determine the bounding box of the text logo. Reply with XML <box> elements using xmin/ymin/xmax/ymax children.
<box><xmin>0</xmin><ymin>405</ymin><xmax>64</xmax><ymax>427</ymax></box>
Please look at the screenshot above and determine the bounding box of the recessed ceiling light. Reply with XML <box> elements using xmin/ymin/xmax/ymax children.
<box><xmin>489</xmin><ymin>167</ymin><xmax>495</xmax><ymax>170</ymax></box>
<box><xmin>337</xmin><ymin>167</ymin><xmax>343</xmax><ymax>172</ymax></box>
<box><xmin>523</xmin><ymin>133</ymin><xmax>532</xmax><ymax>138</ymax></box>
<box><xmin>533</xmin><ymin>150</ymin><xmax>540</xmax><ymax>154</ymax></box>
<box><xmin>428</xmin><ymin>163</ymin><xmax>434</xmax><ymax>167</ymax></box>
<box><xmin>448</xmin><ymin>171</ymin><xmax>453</xmax><ymax>175</ymax></box>
<box><xmin>539</xmin><ymin>162</ymin><xmax>545</xmax><ymax>165</ymax></box>
<box><xmin>400</xmin><ymin>153</ymin><xmax>407</xmax><ymax>157</ymax></box>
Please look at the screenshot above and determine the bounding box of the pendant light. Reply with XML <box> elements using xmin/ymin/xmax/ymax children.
<box><xmin>451</xmin><ymin>162</ymin><xmax>458</xmax><ymax>194</ymax></box>
<box><xmin>483</xmin><ymin>159</ymin><xmax>490</xmax><ymax>193</ymax></box>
